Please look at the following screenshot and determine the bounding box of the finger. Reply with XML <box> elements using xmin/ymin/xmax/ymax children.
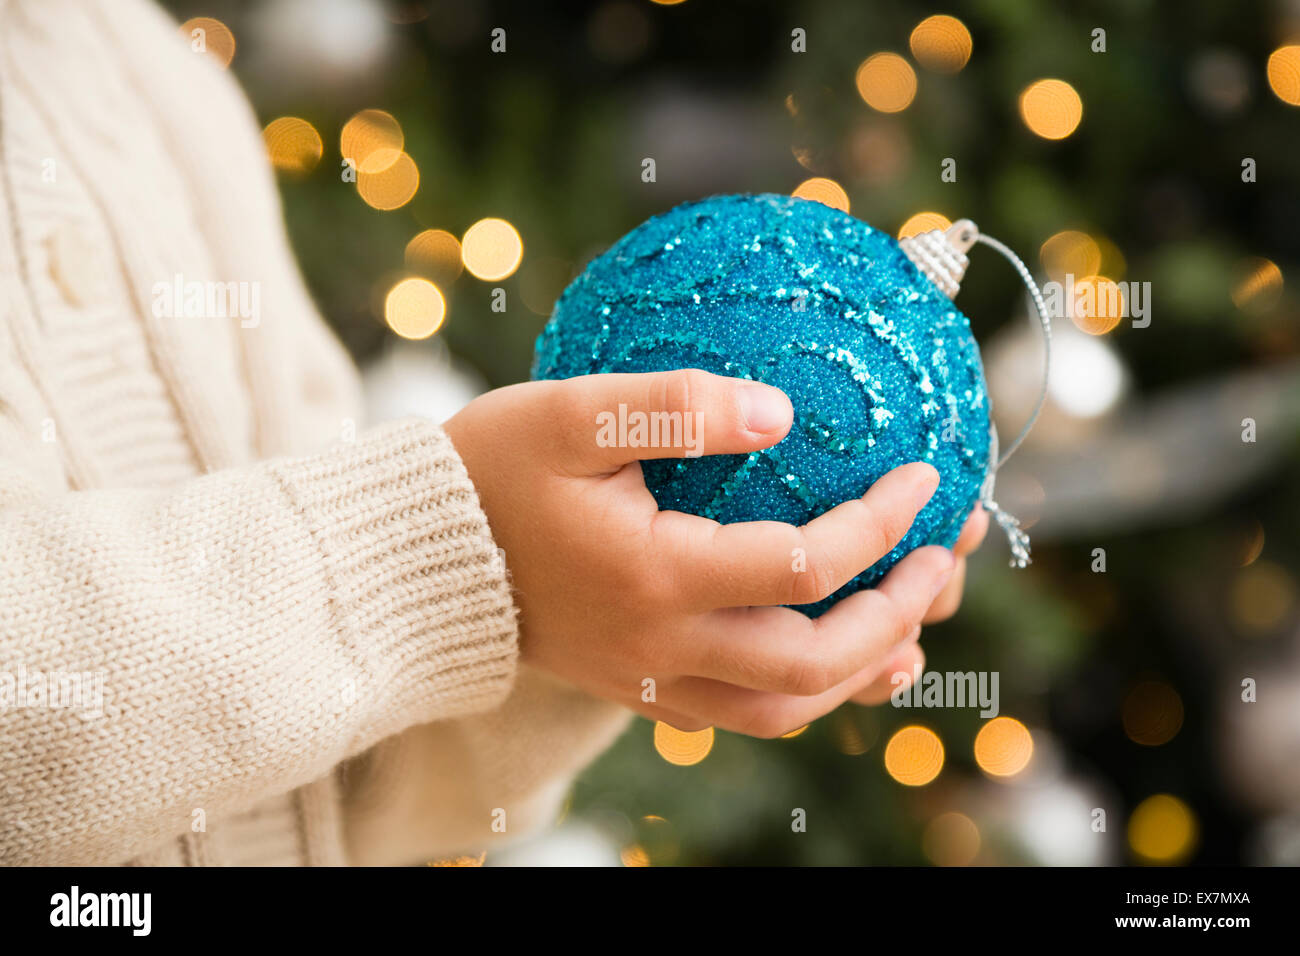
<box><xmin>683</xmin><ymin>545</ymin><xmax>950</xmax><ymax>694</ymax></box>
<box><xmin>953</xmin><ymin>506</ymin><xmax>989</xmax><ymax>558</ymax></box>
<box><xmin>660</xmin><ymin>548</ymin><xmax>955</xmax><ymax>733</ymax></box>
<box><xmin>628</xmin><ymin>701</ymin><xmax>712</xmax><ymax>733</ymax></box>
<box><xmin>922</xmin><ymin>556</ymin><xmax>967</xmax><ymax>623</ymax></box>
<box><xmin>657</xmin><ymin>461</ymin><xmax>941</xmax><ymax>610</ymax></box>
<box><xmin>552</xmin><ymin>369</ymin><xmax>793</xmax><ymax>475</ymax></box>
<box><xmin>851</xmin><ymin>630</ymin><xmax>924</xmax><ymax>705</ymax></box>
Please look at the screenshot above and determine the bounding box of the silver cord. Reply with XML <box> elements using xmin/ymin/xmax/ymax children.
<box><xmin>970</xmin><ymin>232</ymin><xmax>1053</xmax><ymax>569</ymax></box>
<box><xmin>973</xmin><ymin>232</ymin><xmax>1053</xmax><ymax>468</ymax></box>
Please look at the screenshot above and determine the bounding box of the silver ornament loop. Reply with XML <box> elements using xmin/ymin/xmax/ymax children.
<box><xmin>901</xmin><ymin>219</ymin><xmax>1053</xmax><ymax>569</ymax></box>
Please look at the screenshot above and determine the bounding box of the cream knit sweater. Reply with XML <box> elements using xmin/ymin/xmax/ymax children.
<box><xmin>0</xmin><ymin>0</ymin><xmax>631</xmax><ymax>866</ymax></box>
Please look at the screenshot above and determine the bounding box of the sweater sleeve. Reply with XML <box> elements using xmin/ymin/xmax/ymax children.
<box><xmin>341</xmin><ymin>666</ymin><xmax>634</xmax><ymax>866</ymax></box>
<box><xmin>0</xmin><ymin>418</ymin><xmax>518</xmax><ymax>865</ymax></box>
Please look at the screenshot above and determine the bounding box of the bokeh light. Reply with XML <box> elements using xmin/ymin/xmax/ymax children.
<box><xmin>1230</xmin><ymin>560</ymin><xmax>1296</xmax><ymax>634</ymax></box>
<box><xmin>384</xmin><ymin>277</ymin><xmax>446</xmax><ymax>340</ymax></box>
<box><xmin>462</xmin><ymin>218</ymin><xmax>525</xmax><ymax>281</ymax></box>
<box><xmin>1048</xmin><ymin>330</ymin><xmax>1125</xmax><ymax>418</ymax></box>
<box><xmin>428</xmin><ymin>852</ymin><xmax>486</xmax><ymax>866</ymax></box>
<box><xmin>1040</xmin><ymin>230</ymin><xmax>1102</xmax><ymax>282</ymax></box>
<box><xmin>1122</xmin><ymin>681</ymin><xmax>1184</xmax><ymax>747</ymax></box>
<box><xmin>973</xmin><ymin>717</ymin><xmax>1034</xmax><ymax>778</ymax></box>
<box><xmin>922</xmin><ymin>812</ymin><xmax>981</xmax><ymax>865</ymax></box>
<box><xmin>340</xmin><ymin>109</ymin><xmax>404</xmax><ymax>171</ymax></box>
<box><xmin>909</xmin><ymin>15</ymin><xmax>972</xmax><ymax>74</ymax></box>
<box><xmin>653</xmin><ymin>722</ymin><xmax>713</xmax><ymax>766</ymax></box>
<box><xmin>884</xmin><ymin>725</ymin><xmax>944</xmax><ymax>786</ymax></box>
<box><xmin>898</xmin><ymin>211</ymin><xmax>952</xmax><ymax>239</ymax></box>
<box><xmin>855</xmin><ymin>53</ymin><xmax>918</xmax><ymax>113</ymax></box>
<box><xmin>262</xmin><ymin>117</ymin><xmax>323</xmax><ymax>177</ymax></box>
<box><xmin>1231</xmin><ymin>257</ymin><xmax>1284</xmax><ymax>311</ymax></box>
<box><xmin>180</xmin><ymin>17</ymin><xmax>236</xmax><ymax>69</ymax></box>
<box><xmin>1128</xmin><ymin>794</ymin><xmax>1198</xmax><ymax>864</ymax></box>
<box><xmin>792</xmin><ymin>177</ymin><xmax>850</xmax><ymax>212</ymax></box>
<box><xmin>357</xmin><ymin>148</ymin><xmax>419</xmax><ymax>210</ymax></box>
<box><xmin>1267</xmin><ymin>45</ymin><xmax>1300</xmax><ymax>105</ymax></box>
<box><xmin>405</xmin><ymin>229</ymin><xmax>464</xmax><ymax>285</ymax></box>
<box><xmin>620</xmin><ymin>844</ymin><xmax>651</xmax><ymax>866</ymax></box>
<box><xmin>1072</xmin><ymin>275</ymin><xmax>1125</xmax><ymax>335</ymax></box>
<box><xmin>1019</xmin><ymin>79</ymin><xmax>1083</xmax><ymax>139</ymax></box>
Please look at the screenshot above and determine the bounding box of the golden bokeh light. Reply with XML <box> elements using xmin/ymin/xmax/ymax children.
<box><xmin>357</xmin><ymin>149</ymin><xmax>419</xmax><ymax>210</ymax></box>
<box><xmin>792</xmin><ymin>177</ymin><xmax>850</xmax><ymax>212</ymax></box>
<box><xmin>884</xmin><ymin>725</ymin><xmax>944</xmax><ymax>786</ymax></box>
<box><xmin>620</xmin><ymin>844</ymin><xmax>651</xmax><ymax>867</ymax></box>
<box><xmin>341</xmin><ymin>109</ymin><xmax>404</xmax><ymax>172</ymax></box>
<box><xmin>1019</xmin><ymin>79</ymin><xmax>1083</xmax><ymax>139</ymax></box>
<box><xmin>1128</xmin><ymin>794</ymin><xmax>1198</xmax><ymax>864</ymax></box>
<box><xmin>428</xmin><ymin>851</ymin><xmax>486</xmax><ymax>866</ymax></box>
<box><xmin>1230</xmin><ymin>560</ymin><xmax>1296</xmax><ymax>634</ymax></box>
<box><xmin>922</xmin><ymin>812</ymin><xmax>981</xmax><ymax>866</ymax></box>
<box><xmin>909</xmin><ymin>15</ymin><xmax>972</xmax><ymax>74</ymax></box>
<box><xmin>1040</xmin><ymin>230</ymin><xmax>1102</xmax><ymax>281</ymax></box>
<box><xmin>653</xmin><ymin>722</ymin><xmax>714</xmax><ymax>766</ymax></box>
<box><xmin>405</xmin><ymin>229</ymin><xmax>464</xmax><ymax>285</ymax></box>
<box><xmin>180</xmin><ymin>17</ymin><xmax>235</xmax><ymax>69</ymax></box>
<box><xmin>1094</xmin><ymin>235</ymin><xmax>1127</xmax><ymax>281</ymax></box>
<box><xmin>1231</xmin><ymin>257</ymin><xmax>1284</xmax><ymax>310</ymax></box>
<box><xmin>1122</xmin><ymin>681</ymin><xmax>1184</xmax><ymax>747</ymax></box>
<box><xmin>384</xmin><ymin>278</ymin><xmax>446</xmax><ymax>340</ymax></box>
<box><xmin>262</xmin><ymin>117</ymin><xmax>323</xmax><ymax>177</ymax></box>
<box><xmin>973</xmin><ymin>716</ymin><xmax>1034</xmax><ymax>778</ymax></box>
<box><xmin>855</xmin><ymin>53</ymin><xmax>918</xmax><ymax>113</ymax></box>
<box><xmin>898</xmin><ymin>211</ymin><xmax>952</xmax><ymax>239</ymax></box>
<box><xmin>1267</xmin><ymin>45</ymin><xmax>1300</xmax><ymax>105</ymax></box>
<box><xmin>1072</xmin><ymin>275</ymin><xmax>1125</xmax><ymax>335</ymax></box>
<box><xmin>462</xmin><ymin>218</ymin><xmax>525</xmax><ymax>281</ymax></box>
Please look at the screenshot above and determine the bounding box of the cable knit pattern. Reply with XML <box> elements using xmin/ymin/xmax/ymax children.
<box><xmin>0</xmin><ymin>0</ymin><xmax>632</xmax><ymax>866</ymax></box>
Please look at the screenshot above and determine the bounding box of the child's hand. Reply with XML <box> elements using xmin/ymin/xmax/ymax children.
<box><xmin>848</xmin><ymin>503</ymin><xmax>988</xmax><ymax>706</ymax></box>
<box><xmin>445</xmin><ymin>369</ymin><xmax>966</xmax><ymax>738</ymax></box>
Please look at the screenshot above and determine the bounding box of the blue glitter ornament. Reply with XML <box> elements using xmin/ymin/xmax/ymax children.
<box><xmin>534</xmin><ymin>193</ymin><xmax>1043</xmax><ymax>616</ymax></box>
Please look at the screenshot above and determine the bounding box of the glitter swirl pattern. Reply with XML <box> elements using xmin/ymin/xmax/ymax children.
<box><xmin>534</xmin><ymin>193</ymin><xmax>991</xmax><ymax>615</ymax></box>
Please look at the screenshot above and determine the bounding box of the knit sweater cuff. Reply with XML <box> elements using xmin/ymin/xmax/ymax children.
<box><xmin>268</xmin><ymin>418</ymin><xmax>519</xmax><ymax>743</ymax></box>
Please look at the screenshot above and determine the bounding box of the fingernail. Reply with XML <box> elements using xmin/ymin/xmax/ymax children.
<box><xmin>911</xmin><ymin>465</ymin><xmax>940</xmax><ymax>512</ymax></box>
<box><xmin>740</xmin><ymin>383</ymin><xmax>791</xmax><ymax>434</ymax></box>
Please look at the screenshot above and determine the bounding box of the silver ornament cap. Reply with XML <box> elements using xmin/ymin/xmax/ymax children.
<box><xmin>898</xmin><ymin>219</ymin><xmax>979</xmax><ymax>299</ymax></box>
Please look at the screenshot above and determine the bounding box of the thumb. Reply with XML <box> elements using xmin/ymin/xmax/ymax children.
<box><xmin>552</xmin><ymin>369</ymin><xmax>793</xmax><ymax>475</ymax></box>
